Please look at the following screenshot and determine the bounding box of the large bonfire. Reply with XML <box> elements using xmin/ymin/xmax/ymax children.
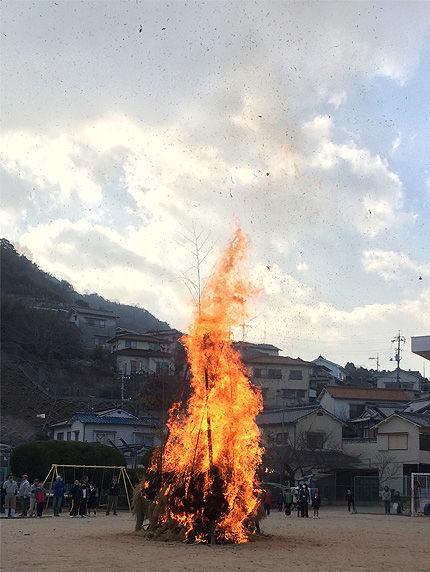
<box><xmin>136</xmin><ymin>227</ymin><xmax>264</xmax><ymax>544</ymax></box>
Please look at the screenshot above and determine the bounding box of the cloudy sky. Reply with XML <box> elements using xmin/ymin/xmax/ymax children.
<box><xmin>1</xmin><ymin>1</ymin><xmax>429</xmax><ymax>373</ymax></box>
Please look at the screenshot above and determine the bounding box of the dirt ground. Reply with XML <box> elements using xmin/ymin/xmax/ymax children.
<box><xmin>1</xmin><ymin>507</ymin><xmax>428</xmax><ymax>572</ymax></box>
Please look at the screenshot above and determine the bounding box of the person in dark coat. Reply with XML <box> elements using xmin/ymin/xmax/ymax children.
<box><xmin>79</xmin><ymin>481</ymin><xmax>88</xmax><ymax>517</ymax></box>
<box><xmin>345</xmin><ymin>488</ymin><xmax>357</xmax><ymax>513</ymax></box>
<box><xmin>312</xmin><ymin>490</ymin><xmax>321</xmax><ymax>518</ymax></box>
<box><xmin>69</xmin><ymin>479</ymin><xmax>82</xmax><ymax>518</ymax></box>
<box><xmin>298</xmin><ymin>485</ymin><xmax>309</xmax><ymax>518</ymax></box>
<box><xmin>52</xmin><ymin>476</ymin><xmax>65</xmax><ymax>517</ymax></box>
<box><xmin>87</xmin><ymin>483</ymin><xmax>98</xmax><ymax>516</ymax></box>
<box><xmin>106</xmin><ymin>476</ymin><xmax>120</xmax><ymax>516</ymax></box>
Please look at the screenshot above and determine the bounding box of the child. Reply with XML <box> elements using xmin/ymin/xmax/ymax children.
<box><xmin>312</xmin><ymin>490</ymin><xmax>321</xmax><ymax>518</ymax></box>
<box><xmin>87</xmin><ymin>483</ymin><xmax>98</xmax><ymax>516</ymax></box>
<box><xmin>35</xmin><ymin>482</ymin><xmax>46</xmax><ymax>518</ymax></box>
<box><xmin>284</xmin><ymin>488</ymin><xmax>293</xmax><ymax>518</ymax></box>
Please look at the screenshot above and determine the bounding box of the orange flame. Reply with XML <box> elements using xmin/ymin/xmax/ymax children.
<box><xmin>155</xmin><ymin>226</ymin><xmax>263</xmax><ymax>543</ymax></box>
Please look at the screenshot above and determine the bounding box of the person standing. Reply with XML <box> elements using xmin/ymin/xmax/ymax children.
<box><xmin>28</xmin><ymin>479</ymin><xmax>39</xmax><ymax>517</ymax></box>
<box><xmin>292</xmin><ymin>487</ymin><xmax>300</xmax><ymax>517</ymax></box>
<box><xmin>284</xmin><ymin>488</ymin><xmax>293</xmax><ymax>517</ymax></box>
<box><xmin>345</xmin><ymin>488</ymin><xmax>356</xmax><ymax>513</ymax></box>
<box><xmin>79</xmin><ymin>481</ymin><xmax>88</xmax><ymax>517</ymax></box>
<box><xmin>263</xmin><ymin>490</ymin><xmax>272</xmax><ymax>516</ymax></box>
<box><xmin>87</xmin><ymin>483</ymin><xmax>98</xmax><ymax>516</ymax></box>
<box><xmin>69</xmin><ymin>479</ymin><xmax>82</xmax><ymax>517</ymax></box>
<box><xmin>312</xmin><ymin>490</ymin><xmax>321</xmax><ymax>518</ymax></box>
<box><xmin>52</xmin><ymin>476</ymin><xmax>65</xmax><ymax>517</ymax></box>
<box><xmin>298</xmin><ymin>484</ymin><xmax>309</xmax><ymax>518</ymax></box>
<box><xmin>35</xmin><ymin>481</ymin><xmax>46</xmax><ymax>518</ymax></box>
<box><xmin>18</xmin><ymin>474</ymin><xmax>31</xmax><ymax>517</ymax></box>
<box><xmin>3</xmin><ymin>474</ymin><xmax>18</xmax><ymax>518</ymax></box>
<box><xmin>106</xmin><ymin>476</ymin><xmax>120</xmax><ymax>516</ymax></box>
<box><xmin>382</xmin><ymin>486</ymin><xmax>391</xmax><ymax>515</ymax></box>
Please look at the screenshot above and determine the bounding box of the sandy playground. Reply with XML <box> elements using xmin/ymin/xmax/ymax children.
<box><xmin>1</xmin><ymin>507</ymin><xmax>428</xmax><ymax>572</ymax></box>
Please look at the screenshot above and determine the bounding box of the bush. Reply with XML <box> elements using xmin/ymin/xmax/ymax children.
<box><xmin>10</xmin><ymin>440</ymin><xmax>126</xmax><ymax>486</ymax></box>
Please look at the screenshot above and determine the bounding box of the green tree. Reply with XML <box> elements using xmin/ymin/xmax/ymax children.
<box><xmin>10</xmin><ymin>440</ymin><xmax>126</xmax><ymax>486</ymax></box>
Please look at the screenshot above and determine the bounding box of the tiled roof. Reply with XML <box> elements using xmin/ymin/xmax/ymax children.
<box><xmin>112</xmin><ymin>348</ymin><xmax>171</xmax><ymax>358</ymax></box>
<box><xmin>256</xmin><ymin>406</ymin><xmax>343</xmax><ymax>426</ymax></box>
<box><xmin>232</xmin><ymin>342</ymin><xmax>281</xmax><ymax>351</ymax></box>
<box><xmin>377</xmin><ymin>410</ymin><xmax>430</xmax><ymax>429</ymax></box>
<box><xmin>111</xmin><ymin>332</ymin><xmax>166</xmax><ymax>342</ymax></box>
<box><xmin>69</xmin><ymin>306</ymin><xmax>118</xmax><ymax>318</ymax></box>
<box><xmin>244</xmin><ymin>355</ymin><xmax>312</xmax><ymax>366</ymax></box>
<box><xmin>320</xmin><ymin>386</ymin><xmax>409</xmax><ymax>401</ymax></box>
<box><xmin>257</xmin><ymin>406</ymin><xmax>318</xmax><ymax>425</ymax></box>
<box><xmin>395</xmin><ymin>411</ymin><xmax>430</xmax><ymax>428</ymax></box>
<box><xmin>73</xmin><ymin>413</ymin><xmax>161</xmax><ymax>426</ymax></box>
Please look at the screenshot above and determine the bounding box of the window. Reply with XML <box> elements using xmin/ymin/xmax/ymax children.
<box><xmin>99</xmin><ymin>319</ymin><xmax>105</xmax><ymax>328</ymax></box>
<box><xmin>349</xmin><ymin>404</ymin><xmax>365</xmax><ymax>419</ymax></box>
<box><xmin>156</xmin><ymin>362</ymin><xmax>170</xmax><ymax>374</ymax></box>
<box><xmin>280</xmin><ymin>389</ymin><xmax>296</xmax><ymax>398</ymax></box>
<box><xmin>388</xmin><ymin>433</ymin><xmax>408</xmax><ymax>450</ymax></box>
<box><xmin>307</xmin><ymin>432</ymin><xmax>325</xmax><ymax>449</ymax></box>
<box><xmin>254</xmin><ymin>368</ymin><xmax>282</xmax><ymax>379</ymax></box>
<box><xmin>74</xmin><ymin>431</ymin><xmax>80</xmax><ymax>441</ymax></box>
<box><xmin>296</xmin><ymin>390</ymin><xmax>306</xmax><ymax>399</ymax></box>
<box><xmin>268</xmin><ymin>369</ymin><xmax>282</xmax><ymax>379</ymax></box>
<box><xmin>57</xmin><ymin>432</ymin><xmax>64</xmax><ymax>441</ymax></box>
<box><xmin>419</xmin><ymin>434</ymin><xmax>430</xmax><ymax>451</ymax></box>
<box><xmin>125</xmin><ymin>340</ymin><xmax>137</xmax><ymax>349</ymax></box>
<box><xmin>131</xmin><ymin>360</ymin><xmax>137</xmax><ymax>373</ymax></box>
<box><xmin>261</xmin><ymin>387</ymin><xmax>269</xmax><ymax>399</ymax></box>
<box><xmin>276</xmin><ymin>432</ymin><xmax>289</xmax><ymax>444</ymax></box>
<box><xmin>95</xmin><ymin>432</ymin><xmax>115</xmax><ymax>445</ymax></box>
<box><xmin>67</xmin><ymin>431</ymin><xmax>72</xmax><ymax>441</ymax></box>
<box><xmin>289</xmin><ymin>370</ymin><xmax>303</xmax><ymax>380</ymax></box>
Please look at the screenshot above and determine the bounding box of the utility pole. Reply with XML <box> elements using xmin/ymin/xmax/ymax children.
<box><xmin>391</xmin><ymin>331</ymin><xmax>406</xmax><ymax>385</ymax></box>
<box><xmin>369</xmin><ymin>354</ymin><xmax>379</xmax><ymax>386</ymax></box>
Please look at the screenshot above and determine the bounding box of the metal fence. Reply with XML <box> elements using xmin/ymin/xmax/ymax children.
<box><xmin>354</xmin><ymin>475</ymin><xmax>411</xmax><ymax>514</ymax></box>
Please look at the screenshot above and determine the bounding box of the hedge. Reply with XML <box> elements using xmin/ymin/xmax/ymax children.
<box><xmin>10</xmin><ymin>440</ymin><xmax>126</xmax><ymax>488</ymax></box>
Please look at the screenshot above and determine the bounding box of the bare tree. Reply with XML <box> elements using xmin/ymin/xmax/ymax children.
<box><xmin>374</xmin><ymin>451</ymin><xmax>400</xmax><ymax>483</ymax></box>
<box><xmin>178</xmin><ymin>223</ymin><xmax>213</xmax><ymax>313</ymax></box>
<box><xmin>262</xmin><ymin>428</ymin><xmax>360</xmax><ymax>486</ymax></box>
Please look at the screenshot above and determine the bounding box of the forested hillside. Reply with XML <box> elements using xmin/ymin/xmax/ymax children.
<box><xmin>0</xmin><ymin>238</ymin><xmax>169</xmax><ymax>332</ymax></box>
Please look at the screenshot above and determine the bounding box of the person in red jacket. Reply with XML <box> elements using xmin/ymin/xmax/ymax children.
<box><xmin>264</xmin><ymin>490</ymin><xmax>272</xmax><ymax>516</ymax></box>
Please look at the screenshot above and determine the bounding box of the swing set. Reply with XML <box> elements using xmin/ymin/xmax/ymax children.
<box><xmin>42</xmin><ymin>464</ymin><xmax>135</xmax><ymax>512</ymax></box>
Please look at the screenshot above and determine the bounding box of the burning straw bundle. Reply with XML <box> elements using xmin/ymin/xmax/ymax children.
<box><xmin>134</xmin><ymin>228</ymin><xmax>264</xmax><ymax>544</ymax></box>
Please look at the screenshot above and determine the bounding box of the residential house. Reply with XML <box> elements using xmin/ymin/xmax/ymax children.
<box><xmin>318</xmin><ymin>386</ymin><xmax>410</xmax><ymax>421</ymax></box>
<box><xmin>312</xmin><ymin>356</ymin><xmax>347</xmax><ymax>383</ymax></box>
<box><xmin>243</xmin><ymin>354</ymin><xmax>312</xmax><ymax>409</ymax></box>
<box><xmin>50</xmin><ymin>408</ymin><xmax>161</xmax><ymax>466</ymax></box>
<box><xmin>376</xmin><ymin>369</ymin><xmax>421</xmax><ymax>391</ymax></box>
<box><xmin>343</xmin><ymin>410</ymin><xmax>430</xmax><ymax>478</ymax></box>
<box><xmin>67</xmin><ymin>306</ymin><xmax>118</xmax><ymax>348</ymax></box>
<box><xmin>257</xmin><ymin>405</ymin><xmax>350</xmax><ymax>501</ymax></box>
<box><xmin>232</xmin><ymin>341</ymin><xmax>281</xmax><ymax>359</ymax></box>
<box><xmin>348</xmin><ymin>404</ymin><xmax>407</xmax><ymax>438</ymax></box>
<box><xmin>309</xmin><ymin>364</ymin><xmax>342</xmax><ymax>399</ymax></box>
<box><xmin>108</xmin><ymin>331</ymin><xmax>176</xmax><ymax>376</ymax></box>
<box><xmin>257</xmin><ymin>405</ymin><xmax>344</xmax><ymax>450</ymax></box>
<box><xmin>404</xmin><ymin>397</ymin><xmax>430</xmax><ymax>414</ymax></box>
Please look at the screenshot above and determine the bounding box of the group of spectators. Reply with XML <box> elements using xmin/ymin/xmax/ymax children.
<box><xmin>264</xmin><ymin>484</ymin><xmax>322</xmax><ymax>519</ymax></box>
<box><xmin>2</xmin><ymin>474</ymin><xmax>121</xmax><ymax>518</ymax></box>
<box><xmin>2</xmin><ymin>474</ymin><xmax>46</xmax><ymax>518</ymax></box>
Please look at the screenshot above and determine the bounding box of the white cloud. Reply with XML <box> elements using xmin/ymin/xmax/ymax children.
<box><xmin>328</xmin><ymin>91</ymin><xmax>347</xmax><ymax>109</ymax></box>
<box><xmin>362</xmin><ymin>250</ymin><xmax>430</xmax><ymax>281</ymax></box>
